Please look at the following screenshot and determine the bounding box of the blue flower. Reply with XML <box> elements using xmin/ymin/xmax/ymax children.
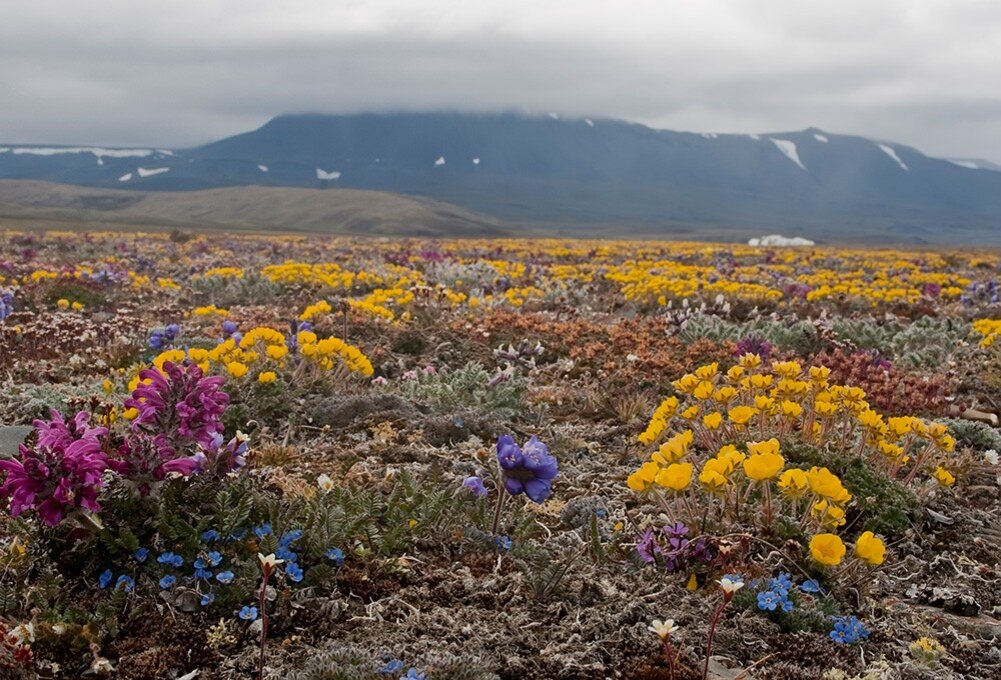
<box><xmin>800</xmin><ymin>579</ymin><xmax>822</xmax><ymax>594</ymax></box>
<box><xmin>275</xmin><ymin>547</ymin><xmax>298</xmax><ymax>563</ymax></box>
<box><xmin>134</xmin><ymin>547</ymin><xmax>149</xmax><ymax>563</ymax></box>
<box><xmin>253</xmin><ymin>524</ymin><xmax>272</xmax><ymax>539</ymax></box>
<box><xmin>115</xmin><ymin>575</ymin><xmax>135</xmax><ymax>592</ymax></box>
<box><xmin>771</xmin><ymin>572</ymin><xmax>793</xmax><ymax>595</ymax></box>
<box><xmin>216</xmin><ymin>571</ymin><xmax>235</xmax><ymax>584</ymax></box>
<box><xmin>285</xmin><ymin>562</ymin><xmax>304</xmax><ymax>583</ymax></box>
<box><xmin>164</xmin><ymin>324</ymin><xmax>180</xmax><ymax>340</ymax></box>
<box><xmin>830</xmin><ymin>616</ymin><xmax>869</xmax><ymax>644</ymax></box>
<box><xmin>222</xmin><ymin>320</ymin><xmax>238</xmax><ymax>337</ymax></box>
<box><xmin>194</xmin><ymin>558</ymin><xmax>208</xmax><ymax>570</ymax></box>
<box><xmin>325</xmin><ymin>548</ymin><xmax>345</xmax><ymax>566</ymax></box>
<box><xmin>99</xmin><ymin>569</ymin><xmax>113</xmax><ymax>589</ymax></box>
<box><xmin>495</xmin><ymin>535</ymin><xmax>513</xmax><ymax>551</ymax></box>
<box><xmin>200</xmin><ymin>593</ymin><xmax>216</xmax><ymax>607</ymax></box>
<box><xmin>194</xmin><ymin>568</ymin><xmax>213</xmax><ymax>580</ymax></box>
<box><xmin>757</xmin><ymin>591</ymin><xmax>779</xmax><ymax>611</ymax></box>
<box><xmin>496</xmin><ymin>435</ymin><xmax>558</xmax><ymax>503</ymax></box>
<box><xmin>404</xmin><ymin>669</ymin><xmax>426</xmax><ymax>680</ymax></box>
<box><xmin>279</xmin><ymin>529</ymin><xmax>304</xmax><ymax>547</ymax></box>
<box><xmin>206</xmin><ymin>551</ymin><xmax>223</xmax><ymax>567</ymax></box>
<box><xmin>157</xmin><ymin>551</ymin><xmax>184</xmax><ymax>568</ymax></box>
<box><xmin>378</xmin><ymin>659</ymin><xmax>404</xmax><ymax>675</ymax></box>
<box><xmin>239</xmin><ymin>606</ymin><xmax>258</xmax><ymax>621</ymax></box>
<box><xmin>201</xmin><ymin>529</ymin><xmax>221</xmax><ymax>543</ymax></box>
<box><xmin>228</xmin><ymin>528</ymin><xmax>248</xmax><ymax>541</ymax></box>
<box><xmin>160</xmin><ymin>575</ymin><xmax>177</xmax><ymax>590</ymax></box>
<box><xmin>462</xmin><ymin>476</ymin><xmax>489</xmax><ymax>498</ymax></box>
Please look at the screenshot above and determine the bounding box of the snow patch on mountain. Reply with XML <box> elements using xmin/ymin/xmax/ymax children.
<box><xmin>316</xmin><ymin>168</ymin><xmax>341</xmax><ymax>180</ymax></box>
<box><xmin>137</xmin><ymin>167</ymin><xmax>170</xmax><ymax>178</ymax></box>
<box><xmin>769</xmin><ymin>139</ymin><xmax>807</xmax><ymax>171</ymax></box>
<box><xmin>813</xmin><ymin>133</ymin><xmax>828</xmax><ymax>143</ymax></box>
<box><xmin>434</xmin><ymin>156</ymin><xmax>446</xmax><ymax>167</ymax></box>
<box><xmin>118</xmin><ymin>173</ymin><xmax>132</xmax><ymax>182</ymax></box>
<box><xmin>257</xmin><ymin>164</ymin><xmax>269</xmax><ymax>172</ymax></box>
<box><xmin>9</xmin><ymin>146</ymin><xmax>156</xmax><ymax>159</ymax></box>
<box><xmin>878</xmin><ymin>144</ymin><xmax>909</xmax><ymax>171</ymax></box>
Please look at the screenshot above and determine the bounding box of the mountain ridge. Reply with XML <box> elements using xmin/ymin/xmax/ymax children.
<box><xmin>2</xmin><ymin>112</ymin><xmax>1000</xmax><ymax>243</ymax></box>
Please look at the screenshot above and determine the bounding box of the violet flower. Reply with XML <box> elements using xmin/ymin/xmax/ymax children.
<box><xmin>0</xmin><ymin>410</ymin><xmax>109</xmax><ymax>526</ymax></box>
<box><xmin>496</xmin><ymin>435</ymin><xmax>558</xmax><ymax>503</ymax></box>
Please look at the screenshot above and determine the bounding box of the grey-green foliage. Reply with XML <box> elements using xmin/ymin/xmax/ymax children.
<box><xmin>0</xmin><ymin>381</ymin><xmax>97</xmax><ymax>425</ymax></box>
<box><xmin>937</xmin><ymin>418</ymin><xmax>1001</xmax><ymax>452</ymax></box>
<box><xmin>397</xmin><ymin>362</ymin><xmax>526</xmax><ymax>416</ymax></box>
<box><xmin>678</xmin><ymin>314</ymin><xmax>820</xmax><ymax>354</ymax></box>
<box><xmin>829</xmin><ymin>316</ymin><xmax>973</xmax><ymax>369</ymax></box>
<box><xmin>290</xmin><ymin>646</ymin><xmax>499</xmax><ymax>680</ymax></box>
<box><xmin>186</xmin><ymin>271</ymin><xmax>281</xmax><ymax>307</ymax></box>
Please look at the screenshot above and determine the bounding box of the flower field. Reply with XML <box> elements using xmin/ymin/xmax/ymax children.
<box><xmin>1</xmin><ymin>229</ymin><xmax>1001</xmax><ymax>679</ymax></box>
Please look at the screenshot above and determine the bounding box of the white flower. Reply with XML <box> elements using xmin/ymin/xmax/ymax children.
<box><xmin>8</xmin><ymin>622</ymin><xmax>34</xmax><ymax>645</ymax></box>
<box><xmin>985</xmin><ymin>449</ymin><xmax>999</xmax><ymax>466</ymax></box>
<box><xmin>626</xmin><ymin>354</ymin><xmax>639</xmax><ymax>362</ymax></box>
<box><xmin>717</xmin><ymin>575</ymin><xmax>745</xmax><ymax>595</ymax></box>
<box><xmin>317</xmin><ymin>473</ymin><xmax>334</xmax><ymax>492</ymax></box>
<box><xmin>258</xmin><ymin>553</ymin><xmax>285</xmax><ymax>569</ymax></box>
<box><xmin>647</xmin><ymin>618</ymin><xmax>678</xmax><ymax>640</ymax></box>
<box><xmin>90</xmin><ymin>656</ymin><xmax>115</xmax><ymax>674</ymax></box>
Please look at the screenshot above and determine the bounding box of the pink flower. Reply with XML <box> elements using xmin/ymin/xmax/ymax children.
<box><xmin>0</xmin><ymin>410</ymin><xmax>109</xmax><ymax>526</ymax></box>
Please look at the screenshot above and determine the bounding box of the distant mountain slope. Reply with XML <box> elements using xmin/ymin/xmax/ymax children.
<box><xmin>0</xmin><ymin>180</ymin><xmax>510</xmax><ymax>236</ymax></box>
<box><xmin>2</xmin><ymin>112</ymin><xmax>1000</xmax><ymax>243</ymax></box>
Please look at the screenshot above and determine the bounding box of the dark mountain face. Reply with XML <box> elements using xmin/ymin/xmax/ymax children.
<box><xmin>2</xmin><ymin>112</ymin><xmax>1000</xmax><ymax>243</ymax></box>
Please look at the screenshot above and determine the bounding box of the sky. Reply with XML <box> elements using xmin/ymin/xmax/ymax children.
<box><xmin>2</xmin><ymin>0</ymin><xmax>1000</xmax><ymax>161</ymax></box>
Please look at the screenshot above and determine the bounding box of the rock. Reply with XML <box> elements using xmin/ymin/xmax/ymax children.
<box><xmin>0</xmin><ymin>426</ymin><xmax>32</xmax><ymax>457</ymax></box>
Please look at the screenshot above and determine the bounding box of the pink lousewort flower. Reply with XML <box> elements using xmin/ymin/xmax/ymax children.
<box><xmin>0</xmin><ymin>410</ymin><xmax>109</xmax><ymax>526</ymax></box>
<box><xmin>124</xmin><ymin>361</ymin><xmax>229</xmax><ymax>455</ymax></box>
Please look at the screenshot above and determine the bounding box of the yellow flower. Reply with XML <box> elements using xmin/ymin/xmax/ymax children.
<box><xmin>71</xmin><ymin>301</ymin><xmax>84</xmax><ymax>311</ymax></box>
<box><xmin>743</xmin><ymin>452</ymin><xmax>785</xmax><ymax>481</ymax></box>
<box><xmin>777</xmin><ymin>468</ymin><xmax>808</xmax><ymax>497</ymax></box>
<box><xmin>738</xmin><ymin>353</ymin><xmax>762</xmax><ymax>369</ymax></box>
<box><xmin>122</xmin><ymin>407</ymin><xmax>139</xmax><ymax>420</ymax></box>
<box><xmin>57</xmin><ymin>298</ymin><xmax>70</xmax><ymax>309</ymax></box>
<box><xmin>934</xmin><ymin>466</ymin><xmax>955</xmax><ymax>487</ymax></box>
<box><xmin>780</xmin><ymin>400</ymin><xmax>803</xmax><ymax>418</ymax></box>
<box><xmin>855</xmin><ymin>531</ymin><xmax>886</xmax><ymax>566</ymax></box>
<box><xmin>257</xmin><ymin>371</ymin><xmax>277</xmax><ymax>384</ymax></box>
<box><xmin>807</xmin><ymin>467</ymin><xmax>851</xmax><ymax>503</ymax></box>
<box><xmin>227</xmin><ymin>361</ymin><xmax>248</xmax><ymax>378</ymax></box>
<box><xmin>681</xmin><ymin>405</ymin><xmax>700</xmax><ymax>420</ymax></box>
<box><xmin>809</xmin><ymin>533</ymin><xmax>846</xmax><ymax>566</ymax></box>
<box><xmin>655</xmin><ymin>462</ymin><xmax>694</xmax><ymax>491</ymax></box>
<box><xmin>727</xmin><ymin>405</ymin><xmax>757</xmax><ymax>426</ymax></box>
<box><xmin>703</xmin><ymin>412</ymin><xmax>723</xmax><ymax>430</ymax></box>
<box><xmin>653</xmin><ymin>430</ymin><xmax>694</xmax><ymax>464</ymax></box>
<box><xmin>746</xmin><ymin>438</ymin><xmax>780</xmax><ymax>457</ymax></box>
<box><xmin>627</xmin><ymin>461</ymin><xmax>660</xmax><ymax>492</ymax></box>
<box><xmin>811</xmin><ymin>500</ymin><xmax>846</xmax><ymax>528</ymax></box>
<box><xmin>699</xmin><ymin>467</ymin><xmax>728</xmax><ymax>493</ymax></box>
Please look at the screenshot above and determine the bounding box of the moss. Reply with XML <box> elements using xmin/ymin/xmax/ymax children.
<box><xmin>838</xmin><ymin>457</ymin><xmax>919</xmax><ymax>537</ymax></box>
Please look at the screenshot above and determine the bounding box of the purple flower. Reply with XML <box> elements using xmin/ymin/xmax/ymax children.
<box><xmin>635</xmin><ymin>528</ymin><xmax>664</xmax><ymax>565</ymax></box>
<box><xmin>496</xmin><ymin>435</ymin><xmax>557</xmax><ymax>503</ymax></box>
<box><xmin>124</xmin><ymin>362</ymin><xmax>229</xmax><ymax>455</ymax></box>
<box><xmin>461</xmin><ymin>476</ymin><xmax>489</xmax><ymax>498</ymax></box>
<box><xmin>0</xmin><ymin>410</ymin><xmax>109</xmax><ymax>526</ymax></box>
<box><xmin>734</xmin><ymin>336</ymin><xmax>773</xmax><ymax>360</ymax></box>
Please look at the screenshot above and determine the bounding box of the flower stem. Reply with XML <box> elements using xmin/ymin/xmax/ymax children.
<box><xmin>702</xmin><ymin>600</ymin><xmax>728</xmax><ymax>680</ymax></box>
<box><xmin>258</xmin><ymin>565</ymin><xmax>271</xmax><ymax>680</ymax></box>
<box><xmin>491</xmin><ymin>485</ymin><xmax>507</xmax><ymax>535</ymax></box>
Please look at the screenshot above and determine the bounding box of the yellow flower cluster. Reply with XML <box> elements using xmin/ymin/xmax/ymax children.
<box><xmin>197</xmin><ymin>267</ymin><xmax>245</xmax><ymax>279</ymax></box>
<box><xmin>146</xmin><ymin>325</ymin><xmax>373</xmax><ymax>382</ymax></box>
<box><xmin>298</xmin><ymin>331</ymin><xmax>375</xmax><ymax>376</ymax></box>
<box><xmin>627</xmin><ymin>356</ymin><xmax>953</xmax><ymax>571</ymax></box>
<box><xmin>973</xmin><ymin>318</ymin><xmax>1001</xmax><ymax>348</ymax></box>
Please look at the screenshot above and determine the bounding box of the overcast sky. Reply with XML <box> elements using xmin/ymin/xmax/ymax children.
<box><xmin>2</xmin><ymin>0</ymin><xmax>1000</xmax><ymax>160</ymax></box>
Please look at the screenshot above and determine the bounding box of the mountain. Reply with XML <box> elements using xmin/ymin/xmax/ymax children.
<box><xmin>0</xmin><ymin>180</ymin><xmax>510</xmax><ymax>237</ymax></box>
<box><xmin>2</xmin><ymin>112</ymin><xmax>1000</xmax><ymax>243</ymax></box>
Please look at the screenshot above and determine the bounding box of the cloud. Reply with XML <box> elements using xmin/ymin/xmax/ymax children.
<box><xmin>1</xmin><ymin>0</ymin><xmax>1000</xmax><ymax>161</ymax></box>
